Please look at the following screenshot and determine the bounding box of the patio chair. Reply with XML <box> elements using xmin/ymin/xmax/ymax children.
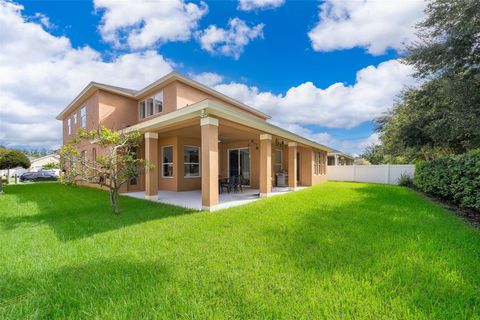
<box><xmin>221</xmin><ymin>176</ymin><xmax>236</xmax><ymax>194</ymax></box>
<box><xmin>234</xmin><ymin>175</ymin><xmax>243</xmax><ymax>193</ymax></box>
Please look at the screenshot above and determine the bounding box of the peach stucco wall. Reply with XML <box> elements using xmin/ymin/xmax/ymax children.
<box><xmin>98</xmin><ymin>90</ymin><xmax>137</xmax><ymax>130</ymax></box>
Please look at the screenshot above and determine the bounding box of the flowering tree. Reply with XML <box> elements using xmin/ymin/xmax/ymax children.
<box><xmin>60</xmin><ymin>126</ymin><xmax>150</xmax><ymax>214</ymax></box>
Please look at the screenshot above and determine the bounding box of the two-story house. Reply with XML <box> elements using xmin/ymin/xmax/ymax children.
<box><xmin>56</xmin><ymin>72</ymin><xmax>331</xmax><ymax>210</ymax></box>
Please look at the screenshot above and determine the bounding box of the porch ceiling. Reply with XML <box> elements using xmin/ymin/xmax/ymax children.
<box><xmin>153</xmin><ymin>118</ymin><xmax>262</xmax><ymax>143</ymax></box>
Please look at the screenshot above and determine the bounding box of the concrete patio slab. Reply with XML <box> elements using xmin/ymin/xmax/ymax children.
<box><xmin>124</xmin><ymin>187</ymin><xmax>307</xmax><ymax>210</ymax></box>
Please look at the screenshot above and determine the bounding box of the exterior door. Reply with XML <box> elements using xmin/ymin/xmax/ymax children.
<box><xmin>228</xmin><ymin>148</ymin><xmax>250</xmax><ymax>185</ymax></box>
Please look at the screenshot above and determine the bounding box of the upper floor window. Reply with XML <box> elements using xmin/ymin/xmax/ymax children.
<box><xmin>184</xmin><ymin>145</ymin><xmax>200</xmax><ymax>178</ymax></box>
<box><xmin>154</xmin><ymin>92</ymin><xmax>163</xmax><ymax>113</ymax></box>
<box><xmin>275</xmin><ymin>149</ymin><xmax>282</xmax><ymax>173</ymax></box>
<box><xmin>139</xmin><ymin>91</ymin><xmax>163</xmax><ymax>120</ymax></box>
<box><xmin>138</xmin><ymin>101</ymin><xmax>146</xmax><ymax>119</ymax></box>
<box><xmin>67</xmin><ymin>118</ymin><xmax>72</xmax><ymax>135</ymax></box>
<box><xmin>162</xmin><ymin>146</ymin><xmax>174</xmax><ymax>178</ymax></box>
<box><xmin>80</xmin><ymin>106</ymin><xmax>86</xmax><ymax>128</ymax></box>
<box><xmin>73</xmin><ymin>112</ymin><xmax>78</xmax><ymax>125</ymax></box>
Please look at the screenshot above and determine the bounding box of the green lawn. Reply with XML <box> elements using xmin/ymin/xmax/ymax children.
<box><xmin>0</xmin><ymin>182</ymin><xmax>479</xmax><ymax>319</ymax></box>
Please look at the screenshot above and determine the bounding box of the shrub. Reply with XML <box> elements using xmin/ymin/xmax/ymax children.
<box><xmin>414</xmin><ymin>150</ymin><xmax>480</xmax><ymax>211</ymax></box>
<box><xmin>397</xmin><ymin>173</ymin><xmax>414</xmax><ymax>187</ymax></box>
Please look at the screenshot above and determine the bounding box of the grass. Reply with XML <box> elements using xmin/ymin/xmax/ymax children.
<box><xmin>0</xmin><ymin>182</ymin><xmax>479</xmax><ymax>319</ymax></box>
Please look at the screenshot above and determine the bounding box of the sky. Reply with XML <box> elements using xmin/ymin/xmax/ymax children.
<box><xmin>0</xmin><ymin>0</ymin><xmax>427</xmax><ymax>155</ymax></box>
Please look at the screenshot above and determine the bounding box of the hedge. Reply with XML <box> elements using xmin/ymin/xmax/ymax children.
<box><xmin>414</xmin><ymin>150</ymin><xmax>480</xmax><ymax>211</ymax></box>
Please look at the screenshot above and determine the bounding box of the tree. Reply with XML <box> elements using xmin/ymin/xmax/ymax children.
<box><xmin>0</xmin><ymin>148</ymin><xmax>31</xmax><ymax>192</ymax></box>
<box><xmin>60</xmin><ymin>126</ymin><xmax>150</xmax><ymax>214</ymax></box>
<box><xmin>374</xmin><ymin>0</ymin><xmax>480</xmax><ymax>161</ymax></box>
<box><xmin>42</xmin><ymin>162</ymin><xmax>60</xmax><ymax>169</ymax></box>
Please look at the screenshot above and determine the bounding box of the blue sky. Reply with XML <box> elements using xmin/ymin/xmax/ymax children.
<box><xmin>0</xmin><ymin>0</ymin><xmax>426</xmax><ymax>154</ymax></box>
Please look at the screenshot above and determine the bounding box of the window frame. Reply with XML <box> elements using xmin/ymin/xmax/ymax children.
<box><xmin>80</xmin><ymin>106</ymin><xmax>86</xmax><ymax>128</ymax></box>
<box><xmin>154</xmin><ymin>92</ymin><xmax>163</xmax><ymax>113</ymax></box>
<box><xmin>161</xmin><ymin>145</ymin><xmax>174</xmax><ymax>178</ymax></box>
<box><xmin>138</xmin><ymin>90</ymin><xmax>164</xmax><ymax>120</ymax></box>
<box><xmin>314</xmin><ymin>151</ymin><xmax>320</xmax><ymax>175</ymax></box>
<box><xmin>138</xmin><ymin>101</ymin><xmax>146</xmax><ymax>120</ymax></box>
<box><xmin>183</xmin><ymin>145</ymin><xmax>200</xmax><ymax>178</ymax></box>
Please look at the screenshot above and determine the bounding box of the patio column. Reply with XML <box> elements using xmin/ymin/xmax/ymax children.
<box><xmin>201</xmin><ymin>117</ymin><xmax>219</xmax><ymax>211</ymax></box>
<box><xmin>288</xmin><ymin>142</ymin><xmax>297</xmax><ymax>190</ymax></box>
<box><xmin>259</xmin><ymin>134</ymin><xmax>272</xmax><ymax>197</ymax></box>
<box><xmin>144</xmin><ymin>132</ymin><xmax>159</xmax><ymax>200</ymax></box>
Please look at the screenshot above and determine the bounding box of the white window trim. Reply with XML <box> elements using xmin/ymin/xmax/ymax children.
<box><xmin>67</xmin><ymin>118</ymin><xmax>72</xmax><ymax>135</ymax></box>
<box><xmin>161</xmin><ymin>145</ymin><xmax>174</xmax><ymax>178</ymax></box>
<box><xmin>183</xmin><ymin>145</ymin><xmax>200</xmax><ymax>178</ymax></box>
<box><xmin>80</xmin><ymin>106</ymin><xmax>86</xmax><ymax>128</ymax></box>
<box><xmin>139</xmin><ymin>90</ymin><xmax>164</xmax><ymax>120</ymax></box>
<box><xmin>314</xmin><ymin>151</ymin><xmax>320</xmax><ymax>176</ymax></box>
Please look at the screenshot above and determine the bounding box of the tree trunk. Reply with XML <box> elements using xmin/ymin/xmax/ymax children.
<box><xmin>109</xmin><ymin>189</ymin><xmax>120</xmax><ymax>214</ymax></box>
<box><xmin>6</xmin><ymin>169</ymin><xmax>9</xmax><ymax>185</ymax></box>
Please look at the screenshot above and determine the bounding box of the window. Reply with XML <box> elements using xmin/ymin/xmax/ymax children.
<box><xmin>146</xmin><ymin>98</ymin><xmax>154</xmax><ymax>116</ymax></box>
<box><xmin>154</xmin><ymin>92</ymin><xmax>163</xmax><ymax>113</ymax></box>
<box><xmin>73</xmin><ymin>113</ymin><xmax>77</xmax><ymax>125</ymax></box>
<box><xmin>162</xmin><ymin>146</ymin><xmax>174</xmax><ymax>178</ymax></box>
<box><xmin>327</xmin><ymin>156</ymin><xmax>335</xmax><ymax>166</ymax></box>
<box><xmin>314</xmin><ymin>151</ymin><xmax>320</xmax><ymax>175</ymax></box>
<box><xmin>320</xmin><ymin>153</ymin><xmax>325</xmax><ymax>174</ymax></box>
<box><xmin>67</xmin><ymin>118</ymin><xmax>72</xmax><ymax>135</ymax></box>
<box><xmin>80</xmin><ymin>106</ymin><xmax>86</xmax><ymax>128</ymax></box>
<box><xmin>138</xmin><ymin>101</ymin><xmax>146</xmax><ymax>119</ymax></box>
<box><xmin>184</xmin><ymin>146</ymin><xmax>200</xmax><ymax>178</ymax></box>
<box><xmin>275</xmin><ymin>149</ymin><xmax>282</xmax><ymax>173</ymax></box>
<box><xmin>139</xmin><ymin>91</ymin><xmax>163</xmax><ymax>119</ymax></box>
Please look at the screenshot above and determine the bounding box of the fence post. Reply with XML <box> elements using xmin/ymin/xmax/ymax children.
<box><xmin>386</xmin><ymin>164</ymin><xmax>390</xmax><ymax>184</ymax></box>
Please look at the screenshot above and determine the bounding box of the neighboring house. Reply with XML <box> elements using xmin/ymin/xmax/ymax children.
<box><xmin>327</xmin><ymin>149</ymin><xmax>354</xmax><ymax>166</ymax></box>
<box><xmin>29</xmin><ymin>154</ymin><xmax>60</xmax><ymax>172</ymax></box>
<box><xmin>56</xmin><ymin>72</ymin><xmax>331</xmax><ymax>210</ymax></box>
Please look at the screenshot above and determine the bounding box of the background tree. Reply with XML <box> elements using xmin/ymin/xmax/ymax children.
<box><xmin>42</xmin><ymin>162</ymin><xmax>60</xmax><ymax>169</ymax></box>
<box><xmin>0</xmin><ymin>148</ymin><xmax>31</xmax><ymax>192</ymax></box>
<box><xmin>60</xmin><ymin>126</ymin><xmax>150</xmax><ymax>214</ymax></box>
<box><xmin>373</xmin><ymin>0</ymin><xmax>480</xmax><ymax>162</ymax></box>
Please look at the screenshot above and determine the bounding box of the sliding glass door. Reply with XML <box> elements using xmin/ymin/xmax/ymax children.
<box><xmin>228</xmin><ymin>148</ymin><xmax>250</xmax><ymax>185</ymax></box>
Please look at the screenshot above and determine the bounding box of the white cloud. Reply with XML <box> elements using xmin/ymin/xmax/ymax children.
<box><xmin>238</xmin><ymin>0</ymin><xmax>284</xmax><ymax>11</ymax></box>
<box><xmin>0</xmin><ymin>1</ymin><xmax>173</xmax><ymax>149</ymax></box>
<box><xmin>191</xmin><ymin>72</ymin><xmax>223</xmax><ymax>87</ymax></box>
<box><xmin>214</xmin><ymin>59</ymin><xmax>417</xmax><ymax>129</ymax></box>
<box><xmin>308</xmin><ymin>0</ymin><xmax>426</xmax><ymax>55</ymax></box>
<box><xmin>31</xmin><ymin>12</ymin><xmax>54</xmax><ymax>29</ymax></box>
<box><xmin>197</xmin><ymin>18</ymin><xmax>264</xmax><ymax>60</ymax></box>
<box><xmin>94</xmin><ymin>0</ymin><xmax>207</xmax><ymax>49</ymax></box>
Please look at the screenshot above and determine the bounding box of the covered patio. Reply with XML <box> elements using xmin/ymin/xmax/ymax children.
<box><xmin>121</xmin><ymin>99</ymin><xmax>328</xmax><ymax>211</ymax></box>
<box><xmin>124</xmin><ymin>187</ymin><xmax>306</xmax><ymax>211</ymax></box>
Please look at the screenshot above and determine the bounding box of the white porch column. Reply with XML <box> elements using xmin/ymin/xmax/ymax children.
<box><xmin>144</xmin><ymin>132</ymin><xmax>159</xmax><ymax>200</ymax></box>
<box><xmin>259</xmin><ymin>134</ymin><xmax>272</xmax><ymax>197</ymax></box>
<box><xmin>201</xmin><ymin>117</ymin><xmax>219</xmax><ymax>211</ymax></box>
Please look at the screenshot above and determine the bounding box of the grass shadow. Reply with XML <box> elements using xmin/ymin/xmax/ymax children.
<box><xmin>0</xmin><ymin>258</ymin><xmax>174</xmax><ymax>319</ymax></box>
<box><xmin>0</xmin><ymin>183</ymin><xmax>194</xmax><ymax>241</ymax></box>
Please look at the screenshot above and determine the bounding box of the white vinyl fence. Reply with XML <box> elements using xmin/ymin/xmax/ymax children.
<box><xmin>327</xmin><ymin>165</ymin><xmax>415</xmax><ymax>185</ymax></box>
